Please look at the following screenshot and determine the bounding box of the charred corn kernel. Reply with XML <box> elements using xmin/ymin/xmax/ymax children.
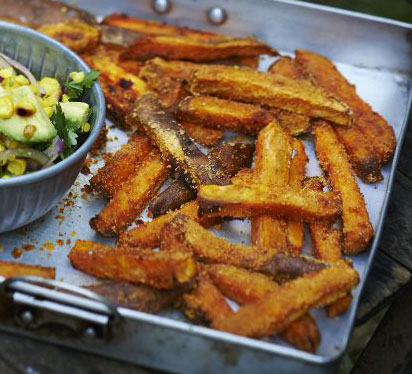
<box><xmin>29</xmin><ymin>84</ymin><xmax>39</xmax><ymax>95</ymax></box>
<box><xmin>15</xmin><ymin>75</ymin><xmax>30</xmax><ymax>86</ymax></box>
<box><xmin>82</xmin><ymin>123</ymin><xmax>91</xmax><ymax>132</ymax></box>
<box><xmin>0</xmin><ymin>95</ymin><xmax>14</xmax><ymax>119</ymax></box>
<box><xmin>24</xmin><ymin>124</ymin><xmax>37</xmax><ymax>140</ymax></box>
<box><xmin>62</xmin><ymin>94</ymin><xmax>70</xmax><ymax>103</ymax></box>
<box><xmin>69</xmin><ymin>71</ymin><xmax>84</xmax><ymax>83</ymax></box>
<box><xmin>44</xmin><ymin>106</ymin><xmax>54</xmax><ymax>118</ymax></box>
<box><xmin>7</xmin><ymin>158</ymin><xmax>26</xmax><ymax>176</ymax></box>
<box><xmin>5</xmin><ymin>139</ymin><xmax>22</xmax><ymax>149</ymax></box>
<box><xmin>0</xmin><ymin>68</ymin><xmax>14</xmax><ymax>80</ymax></box>
<box><xmin>16</xmin><ymin>98</ymin><xmax>37</xmax><ymax>117</ymax></box>
<box><xmin>2</xmin><ymin>77</ymin><xmax>16</xmax><ymax>90</ymax></box>
<box><xmin>41</xmin><ymin>96</ymin><xmax>57</xmax><ymax>108</ymax></box>
<box><xmin>39</xmin><ymin>77</ymin><xmax>61</xmax><ymax>98</ymax></box>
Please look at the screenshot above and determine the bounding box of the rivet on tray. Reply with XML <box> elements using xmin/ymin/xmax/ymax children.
<box><xmin>152</xmin><ymin>0</ymin><xmax>172</xmax><ymax>14</ymax></box>
<box><xmin>207</xmin><ymin>7</ymin><xmax>227</xmax><ymax>25</ymax></box>
<box><xmin>84</xmin><ymin>326</ymin><xmax>97</xmax><ymax>339</ymax></box>
<box><xmin>20</xmin><ymin>310</ymin><xmax>34</xmax><ymax>326</ymax></box>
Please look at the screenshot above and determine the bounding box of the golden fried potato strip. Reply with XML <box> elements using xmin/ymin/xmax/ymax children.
<box><xmin>161</xmin><ymin>215</ymin><xmax>328</xmax><ymax>281</ymax></box>
<box><xmin>295</xmin><ymin>49</ymin><xmax>395</xmax><ymax>165</ymax></box>
<box><xmin>0</xmin><ymin>261</ymin><xmax>55</xmax><ymax>279</ymax></box>
<box><xmin>286</xmin><ymin>140</ymin><xmax>308</xmax><ymax>254</ymax></box>
<box><xmin>89</xmin><ymin>133</ymin><xmax>152</xmax><ymax>198</ymax></box>
<box><xmin>269</xmin><ymin>55</ymin><xmax>382</xmax><ymax>183</ymax></box>
<box><xmin>180</xmin><ymin>270</ymin><xmax>233</xmax><ymax>326</ymax></box>
<box><xmin>180</xmin><ymin>121</ymin><xmax>224</xmax><ymax>147</ymax></box>
<box><xmin>251</xmin><ymin>122</ymin><xmax>292</xmax><ymax>251</ymax></box>
<box><xmin>304</xmin><ymin>177</ymin><xmax>353</xmax><ymax>316</ymax></box>
<box><xmin>213</xmin><ymin>266</ymin><xmax>359</xmax><ymax>337</ymax></box>
<box><xmin>120</xmin><ymin>35</ymin><xmax>276</xmax><ymax>62</ymax></box>
<box><xmin>198</xmin><ymin>183</ymin><xmax>342</xmax><ymax>223</ymax></box>
<box><xmin>177</xmin><ymin>95</ymin><xmax>273</xmax><ymax>135</ymax></box>
<box><xmin>312</xmin><ymin>121</ymin><xmax>373</xmax><ymax>253</ymax></box>
<box><xmin>90</xmin><ymin>150</ymin><xmax>169</xmax><ymax>236</ymax></box>
<box><xmin>69</xmin><ymin>240</ymin><xmax>196</xmax><ymax>289</ymax></box>
<box><xmin>38</xmin><ymin>20</ymin><xmax>100</xmax><ymax>53</ymax></box>
<box><xmin>117</xmin><ymin>201</ymin><xmax>220</xmax><ymax>249</ymax></box>
<box><xmin>205</xmin><ymin>264</ymin><xmax>320</xmax><ymax>352</ymax></box>
<box><xmin>190</xmin><ymin>65</ymin><xmax>353</xmax><ymax>126</ymax></box>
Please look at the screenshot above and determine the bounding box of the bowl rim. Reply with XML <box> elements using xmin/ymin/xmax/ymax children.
<box><xmin>0</xmin><ymin>21</ymin><xmax>106</xmax><ymax>187</ymax></box>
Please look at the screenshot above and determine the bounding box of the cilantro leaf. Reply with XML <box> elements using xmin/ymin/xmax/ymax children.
<box><xmin>51</xmin><ymin>103</ymin><xmax>78</xmax><ymax>159</ymax></box>
<box><xmin>64</xmin><ymin>69</ymin><xmax>100</xmax><ymax>101</ymax></box>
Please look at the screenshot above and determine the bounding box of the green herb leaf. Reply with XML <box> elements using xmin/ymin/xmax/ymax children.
<box><xmin>64</xmin><ymin>69</ymin><xmax>100</xmax><ymax>101</ymax></box>
<box><xmin>51</xmin><ymin>103</ymin><xmax>78</xmax><ymax>159</ymax></box>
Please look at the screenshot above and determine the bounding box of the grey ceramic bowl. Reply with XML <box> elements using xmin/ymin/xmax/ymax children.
<box><xmin>0</xmin><ymin>22</ymin><xmax>105</xmax><ymax>233</ymax></box>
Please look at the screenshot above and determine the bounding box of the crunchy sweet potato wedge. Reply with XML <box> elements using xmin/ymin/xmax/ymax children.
<box><xmin>205</xmin><ymin>264</ymin><xmax>320</xmax><ymax>352</ymax></box>
<box><xmin>180</xmin><ymin>270</ymin><xmax>233</xmax><ymax>326</ymax></box>
<box><xmin>289</xmin><ymin>51</ymin><xmax>383</xmax><ymax>183</ymax></box>
<box><xmin>149</xmin><ymin>139</ymin><xmax>254</xmax><ymax>218</ymax></box>
<box><xmin>90</xmin><ymin>150</ymin><xmax>169</xmax><ymax>236</ymax></box>
<box><xmin>38</xmin><ymin>20</ymin><xmax>100</xmax><ymax>53</ymax></box>
<box><xmin>286</xmin><ymin>140</ymin><xmax>308</xmax><ymax>254</ymax></box>
<box><xmin>313</xmin><ymin>121</ymin><xmax>373</xmax><ymax>253</ymax></box>
<box><xmin>197</xmin><ymin>183</ymin><xmax>342</xmax><ymax>223</ymax></box>
<box><xmin>190</xmin><ymin>65</ymin><xmax>354</xmax><ymax>126</ymax></box>
<box><xmin>118</xmin><ymin>201</ymin><xmax>220</xmax><ymax>249</ymax></box>
<box><xmin>161</xmin><ymin>215</ymin><xmax>327</xmax><ymax>281</ymax></box>
<box><xmin>295</xmin><ymin>49</ymin><xmax>395</xmax><ymax>165</ymax></box>
<box><xmin>69</xmin><ymin>240</ymin><xmax>196</xmax><ymax>289</ymax></box>
<box><xmin>0</xmin><ymin>261</ymin><xmax>55</xmax><ymax>279</ymax></box>
<box><xmin>180</xmin><ymin>121</ymin><xmax>224</xmax><ymax>147</ymax></box>
<box><xmin>120</xmin><ymin>34</ymin><xmax>276</xmax><ymax>62</ymax></box>
<box><xmin>269</xmin><ymin>108</ymin><xmax>311</xmax><ymax>136</ymax></box>
<box><xmin>251</xmin><ymin>121</ymin><xmax>292</xmax><ymax>251</ymax></box>
<box><xmin>86</xmin><ymin>281</ymin><xmax>186</xmax><ymax>313</ymax></box>
<box><xmin>139</xmin><ymin>58</ymin><xmax>197</xmax><ymax>84</ymax></box>
<box><xmin>177</xmin><ymin>95</ymin><xmax>273</xmax><ymax>135</ymax></box>
<box><xmin>0</xmin><ymin>0</ymin><xmax>96</xmax><ymax>28</ymax></box>
<box><xmin>149</xmin><ymin>180</ymin><xmax>196</xmax><ymax>219</ymax></box>
<box><xmin>269</xmin><ymin>56</ymin><xmax>305</xmax><ymax>79</ymax></box>
<box><xmin>213</xmin><ymin>266</ymin><xmax>359</xmax><ymax>337</ymax></box>
<box><xmin>305</xmin><ymin>177</ymin><xmax>353</xmax><ymax>317</ymax></box>
<box><xmin>83</xmin><ymin>45</ymin><xmax>147</xmax><ymax>129</ymax></box>
<box><xmin>102</xmin><ymin>13</ymin><xmax>227</xmax><ymax>41</ymax></box>
<box><xmin>89</xmin><ymin>133</ymin><xmax>152</xmax><ymax>198</ymax></box>
<box><xmin>129</xmin><ymin>93</ymin><xmax>230</xmax><ymax>189</ymax></box>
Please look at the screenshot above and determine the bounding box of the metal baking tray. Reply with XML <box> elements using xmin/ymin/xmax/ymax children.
<box><xmin>0</xmin><ymin>0</ymin><xmax>411</xmax><ymax>373</ymax></box>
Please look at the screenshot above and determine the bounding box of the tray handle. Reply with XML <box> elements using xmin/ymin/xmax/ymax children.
<box><xmin>0</xmin><ymin>276</ymin><xmax>121</xmax><ymax>341</ymax></box>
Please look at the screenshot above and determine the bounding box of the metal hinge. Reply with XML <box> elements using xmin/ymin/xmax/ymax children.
<box><xmin>0</xmin><ymin>276</ymin><xmax>121</xmax><ymax>341</ymax></box>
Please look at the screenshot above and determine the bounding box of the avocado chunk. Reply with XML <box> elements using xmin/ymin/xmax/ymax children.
<box><xmin>60</xmin><ymin>102</ymin><xmax>90</xmax><ymax>130</ymax></box>
<box><xmin>0</xmin><ymin>86</ymin><xmax>57</xmax><ymax>143</ymax></box>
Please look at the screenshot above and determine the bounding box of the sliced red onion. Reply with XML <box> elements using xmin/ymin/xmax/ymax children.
<box><xmin>0</xmin><ymin>148</ymin><xmax>49</xmax><ymax>166</ymax></box>
<box><xmin>0</xmin><ymin>53</ymin><xmax>39</xmax><ymax>90</ymax></box>
<box><xmin>26</xmin><ymin>159</ymin><xmax>42</xmax><ymax>171</ymax></box>
<box><xmin>43</xmin><ymin>136</ymin><xmax>65</xmax><ymax>167</ymax></box>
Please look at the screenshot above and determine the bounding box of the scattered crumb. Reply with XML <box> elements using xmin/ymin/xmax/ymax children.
<box><xmin>56</xmin><ymin>239</ymin><xmax>64</xmax><ymax>246</ymax></box>
<box><xmin>66</xmin><ymin>239</ymin><xmax>71</xmax><ymax>245</ymax></box>
<box><xmin>22</xmin><ymin>244</ymin><xmax>34</xmax><ymax>252</ymax></box>
<box><xmin>0</xmin><ymin>245</ymin><xmax>3</xmax><ymax>251</ymax></box>
<box><xmin>12</xmin><ymin>247</ymin><xmax>22</xmax><ymax>258</ymax></box>
<box><xmin>41</xmin><ymin>241</ymin><xmax>55</xmax><ymax>253</ymax></box>
<box><xmin>71</xmin><ymin>231</ymin><xmax>77</xmax><ymax>237</ymax></box>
